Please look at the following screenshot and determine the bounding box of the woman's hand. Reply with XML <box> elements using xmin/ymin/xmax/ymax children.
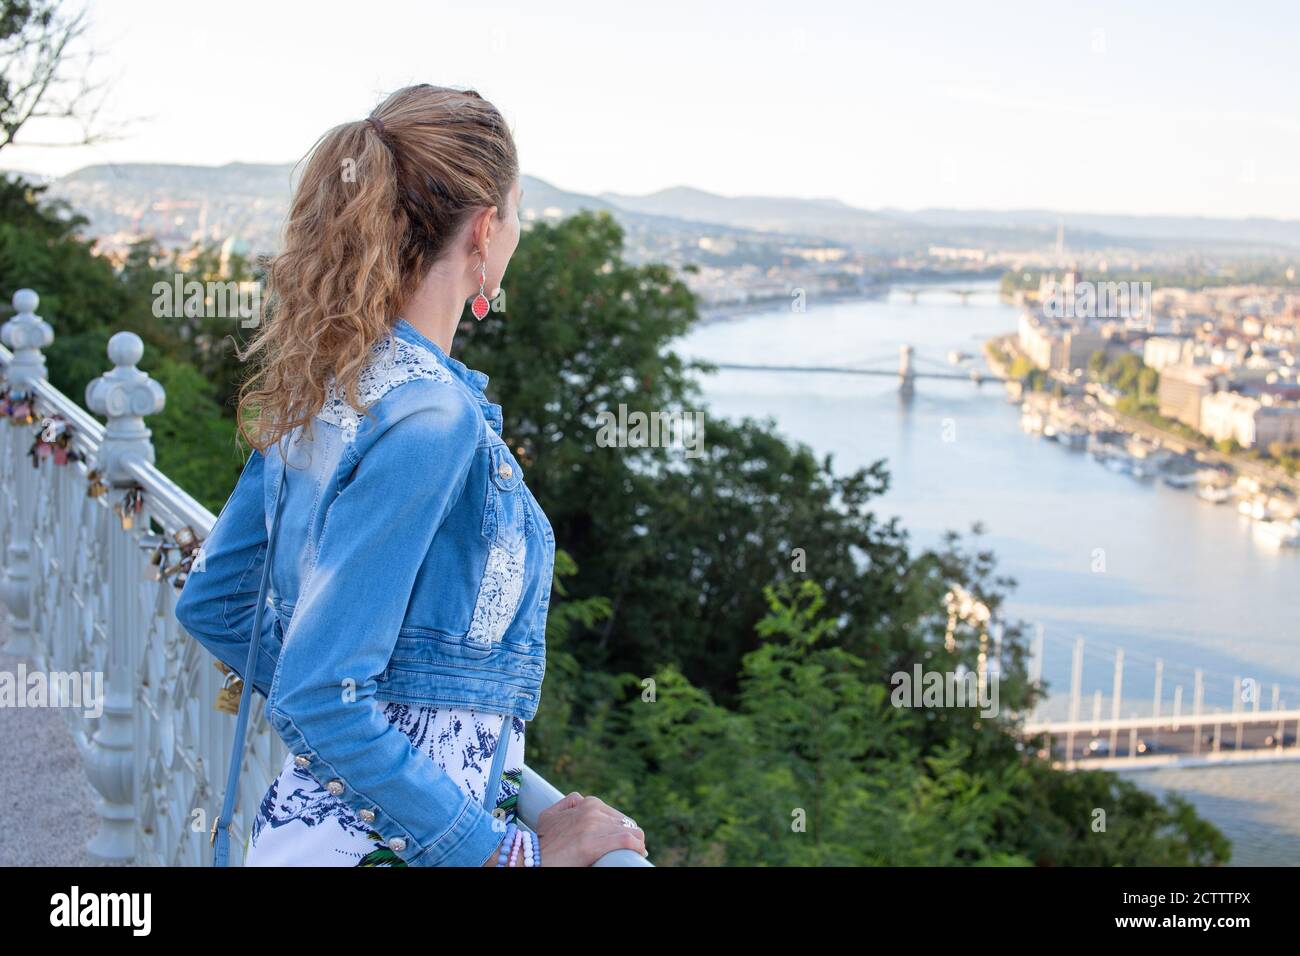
<box><xmin>534</xmin><ymin>792</ymin><xmax>647</xmax><ymax>866</ymax></box>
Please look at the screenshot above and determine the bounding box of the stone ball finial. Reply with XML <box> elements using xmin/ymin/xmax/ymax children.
<box><xmin>86</xmin><ymin>331</ymin><xmax>165</xmax><ymax>424</ymax></box>
<box><xmin>84</xmin><ymin>328</ymin><xmax>166</xmax><ymax>477</ymax></box>
<box><xmin>12</xmin><ymin>288</ymin><xmax>38</xmax><ymax>315</ymax></box>
<box><xmin>2</xmin><ymin>287</ymin><xmax>52</xmax><ymax>385</ymax></box>
<box><xmin>107</xmin><ymin>331</ymin><xmax>145</xmax><ymax>368</ymax></box>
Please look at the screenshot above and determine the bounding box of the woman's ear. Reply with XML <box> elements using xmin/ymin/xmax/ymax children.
<box><xmin>471</xmin><ymin>205</ymin><xmax>499</xmax><ymax>257</ymax></box>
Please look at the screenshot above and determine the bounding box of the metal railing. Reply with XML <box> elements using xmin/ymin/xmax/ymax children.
<box><xmin>0</xmin><ymin>288</ymin><xmax>649</xmax><ymax>867</ymax></box>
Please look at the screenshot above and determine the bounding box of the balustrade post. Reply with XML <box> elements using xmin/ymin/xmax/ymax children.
<box><xmin>1</xmin><ymin>289</ymin><xmax>53</xmax><ymax>658</ymax></box>
<box><xmin>81</xmin><ymin>332</ymin><xmax>166</xmax><ymax>863</ymax></box>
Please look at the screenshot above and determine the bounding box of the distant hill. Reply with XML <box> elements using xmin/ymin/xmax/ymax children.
<box><xmin>887</xmin><ymin>207</ymin><xmax>1300</xmax><ymax>250</ymax></box>
<box><xmin>6</xmin><ymin>161</ymin><xmax>1297</xmax><ymax>259</ymax></box>
<box><xmin>600</xmin><ymin>185</ymin><xmax>1300</xmax><ymax>253</ymax></box>
<box><xmin>11</xmin><ymin>162</ymin><xmax>837</xmax><ymax>260</ymax></box>
<box><xmin>601</xmin><ymin>185</ymin><xmax>899</xmax><ymax>234</ymax></box>
<box><xmin>56</xmin><ymin>161</ymin><xmax>298</xmax><ymax>193</ymax></box>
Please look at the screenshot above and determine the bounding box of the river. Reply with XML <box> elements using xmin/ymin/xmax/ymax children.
<box><xmin>677</xmin><ymin>281</ymin><xmax>1300</xmax><ymax>866</ymax></box>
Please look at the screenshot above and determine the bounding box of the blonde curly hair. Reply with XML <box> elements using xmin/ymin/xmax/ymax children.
<box><xmin>236</xmin><ymin>84</ymin><xmax>518</xmax><ymax>453</ymax></box>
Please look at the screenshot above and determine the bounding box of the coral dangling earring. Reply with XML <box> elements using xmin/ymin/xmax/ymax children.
<box><xmin>471</xmin><ymin>257</ymin><xmax>491</xmax><ymax>321</ymax></box>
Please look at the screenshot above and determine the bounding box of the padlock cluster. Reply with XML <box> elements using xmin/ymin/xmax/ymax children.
<box><xmin>0</xmin><ymin>385</ymin><xmax>36</xmax><ymax>425</ymax></box>
<box><xmin>28</xmin><ymin>414</ymin><xmax>85</xmax><ymax>467</ymax></box>
<box><xmin>140</xmin><ymin>524</ymin><xmax>205</xmax><ymax>590</ymax></box>
<box><xmin>113</xmin><ymin>484</ymin><xmax>145</xmax><ymax>530</ymax></box>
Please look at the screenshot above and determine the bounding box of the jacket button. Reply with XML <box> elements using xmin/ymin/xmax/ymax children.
<box><xmin>293</xmin><ymin>754</ymin><xmax>310</xmax><ymax>768</ymax></box>
<box><xmin>326</xmin><ymin>779</ymin><xmax>344</xmax><ymax>796</ymax></box>
<box><xmin>387</xmin><ymin>836</ymin><xmax>407</xmax><ymax>852</ymax></box>
<box><xmin>497</xmin><ymin>462</ymin><xmax>513</xmax><ymax>480</ymax></box>
<box><xmin>359</xmin><ymin>809</ymin><xmax>376</xmax><ymax>824</ymax></box>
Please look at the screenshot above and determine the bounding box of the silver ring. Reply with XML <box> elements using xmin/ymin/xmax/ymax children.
<box><xmin>621</xmin><ymin>816</ymin><xmax>635</xmax><ymax>829</ymax></box>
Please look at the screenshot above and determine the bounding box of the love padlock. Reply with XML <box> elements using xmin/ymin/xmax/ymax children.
<box><xmin>213</xmin><ymin>661</ymin><xmax>244</xmax><ymax>716</ymax></box>
<box><xmin>86</xmin><ymin>469</ymin><xmax>108</xmax><ymax>498</ymax></box>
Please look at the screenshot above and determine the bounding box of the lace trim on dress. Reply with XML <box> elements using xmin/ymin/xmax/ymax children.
<box><xmin>318</xmin><ymin>332</ymin><xmax>453</xmax><ymax>444</ymax></box>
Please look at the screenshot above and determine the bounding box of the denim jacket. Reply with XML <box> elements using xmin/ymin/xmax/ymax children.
<box><xmin>174</xmin><ymin>317</ymin><xmax>555</xmax><ymax>866</ymax></box>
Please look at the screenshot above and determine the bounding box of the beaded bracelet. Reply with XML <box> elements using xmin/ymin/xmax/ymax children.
<box><xmin>494</xmin><ymin>822</ymin><xmax>542</xmax><ymax>868</ymax></box>
<box><xmin>495</xmin><ymin>823</ymin><xmax>518</xmax><ymax>867</ymax></box>
<box><xmin>507</xmin><ymin>826</ymin><xmax>525</xmax><ymax>867</ymax></box>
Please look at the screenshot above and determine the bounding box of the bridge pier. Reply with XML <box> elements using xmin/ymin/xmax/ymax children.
<box><xmin>898</xmin><ymin>344</ymin><xmax>915</xmax><ymax>397</ymax></box>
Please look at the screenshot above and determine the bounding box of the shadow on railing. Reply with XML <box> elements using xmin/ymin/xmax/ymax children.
<box><xmin>0</xmin><ymin>288</ymin><xmax>650</xmax><ymax>867</ymax></box>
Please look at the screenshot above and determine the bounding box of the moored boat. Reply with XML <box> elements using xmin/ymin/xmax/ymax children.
<box><xmin>1237</xmin><ymin>495</ymin><xmax>1272</xmax><ymax>521</ymax></box>
<box><xmin>1105</xmin><ymin>453</ymin><xmax>1134</xmax><ymax>475</ymax></box>
<box><xmin>1197</xmin><ymin>482</ymin><xmax>1232</xmax><ymax>504</ymax></box>
<box><xmin>1060</xmin><ymin>425</ymin><xmax>1088</xmax><ymax>450</ymax></box>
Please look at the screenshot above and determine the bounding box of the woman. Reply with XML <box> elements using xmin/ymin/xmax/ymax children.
<box><xmin>174</xmin><ymin>84</ymin><xmax>646</xmax><ymax>867</ymax></box>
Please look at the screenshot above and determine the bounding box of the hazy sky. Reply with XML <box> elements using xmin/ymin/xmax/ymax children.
<box><xmin>6</xmin><ymin>0</ymin><xmax>1299</xmax><ymax>218</ymax></box>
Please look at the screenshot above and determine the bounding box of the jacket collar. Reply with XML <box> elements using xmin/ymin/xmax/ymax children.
<box><xmin>392</xmin><ymin>317</ymin><xmax>504</xmax><ymax>435</ymax></box>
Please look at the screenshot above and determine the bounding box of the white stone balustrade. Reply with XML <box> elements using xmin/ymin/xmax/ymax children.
<box><xmin>0</xmin><ymin>288</ymin><xmax>651</xmax><ymax>867</ymax></box>
<box><xmin>0</xmin><ymin>288</ymin><xmax>283</xmax><ymax>865</ymax></box>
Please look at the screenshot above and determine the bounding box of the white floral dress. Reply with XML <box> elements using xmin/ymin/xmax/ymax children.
<box><xmin>245</xmin><ymin>702</ymin><xmax>525</xmax><ymax>866</ymax></box>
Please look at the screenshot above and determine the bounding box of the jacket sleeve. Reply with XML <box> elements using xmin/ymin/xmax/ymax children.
<box><xmin>174</xmin><ymin>445</ymin><xmax>283</xmax><ymax>698</ymax></box>
<box><xmin>264</xmin><ymin>387</ymin><xmax>505</xmax><ymax>867</ymax></box>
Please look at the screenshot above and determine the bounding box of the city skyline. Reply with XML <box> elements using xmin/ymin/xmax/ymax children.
<box><xmin>3</xmin><ymin>0</ymin><xmax>1299</xmax><ymax>220</ymax></box>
